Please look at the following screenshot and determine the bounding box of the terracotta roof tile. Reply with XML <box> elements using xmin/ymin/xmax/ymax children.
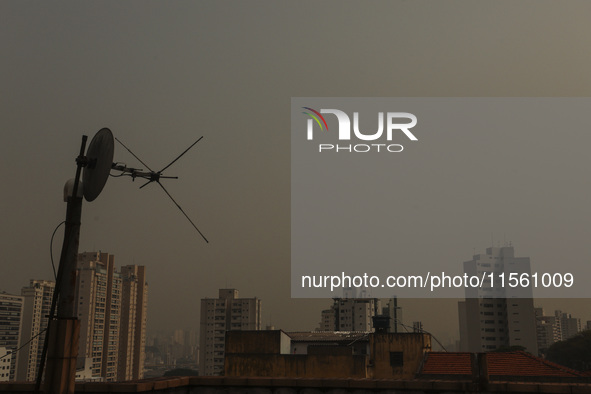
<box><xmin>487</xmin><ymin>352</ymin><xmax>583</xmax><ymax>377</ymax></box>
<box><xmin>420</xmin><ymin>352</ymin><xmax>584</xmax><ymax>378</ymax></box>
<box><xmin>421</xmin><ymin>352</ymin><xmax>473</xmax><ymax>375</ymax></box>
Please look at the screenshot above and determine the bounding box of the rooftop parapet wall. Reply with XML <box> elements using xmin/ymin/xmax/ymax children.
<box><xmin>225</xmin><ymin>353</ymin><xmax>368</xmax><ymax>379</ymax></box>
<box><xmin>225</xmin><ymin>330</ymin><xmax>291</xmax><ymax>355</ymax></box>
<box><xmin>2</xmin><ymin>376</ymin><xmax>591</xmax><ymax>394</ymax></box>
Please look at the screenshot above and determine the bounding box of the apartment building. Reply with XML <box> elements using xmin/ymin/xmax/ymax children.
<box><xmin>118</xmin><ymin>265</ymin><xmax>148</xmax><ymax>381</ymax></box>
<box><xmin>199</xmin><ymin>289</ymin><xmax>261</xmax><ymax>376</ymax></box>
<box><xmin>15</xmin><ymin>280</ymin><xmax>54</xmax><ymax>381</ymax></box>
<box><xmin>458</xmin><ymin>246</ymin><xmax>538</xmax><ymax>354</ymax></box>
<box><xmin>0</xmin><ymin>292</ymin><xmax>23</xmax><ymax>381</ymax></box>
<box><xmin>75</xmin><ymin>252</ymin><xmax>147</xmax><ymax>382</ymax></box>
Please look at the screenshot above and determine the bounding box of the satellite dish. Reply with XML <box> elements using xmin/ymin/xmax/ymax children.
<box><xmin>83</xmin><ymin>128</ymin><xmax>114</xmax><ymax>201</ymax></box>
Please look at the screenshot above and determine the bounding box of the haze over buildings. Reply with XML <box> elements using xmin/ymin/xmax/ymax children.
<box><xmin>145</xmin><ymin>328</ymin><xmax>199</xmax><ymax>375</ymax></box>
<box><xmin>0</xmin><ymin>252</ymin><xmax>149</xmax><ymax>383</ymax></box>
<box><xmin>3</xmin><ymin>1</ymin><xmax>591</xmax><ymax>344</ymax></box>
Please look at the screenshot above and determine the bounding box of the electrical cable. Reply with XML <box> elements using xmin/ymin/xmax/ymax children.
<box><xmin>0</xmin><ymin>328</ymin><xmax>48</xmax><ymax>361</ymax></box>
<box><xmin>49</xmin><ymin>221</ymin><xmax>65</xmax><ymax>280</ymax></box>
<box><xmin>1</xmin><ymin>220</ymin><xmax>67</xmax><ymax>361</ymax></box>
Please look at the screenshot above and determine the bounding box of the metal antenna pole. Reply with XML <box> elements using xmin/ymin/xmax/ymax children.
<box><xmin>38</xmin><ymin>135</ymin><xmax>87</xmax><ymax>394</ymax></box>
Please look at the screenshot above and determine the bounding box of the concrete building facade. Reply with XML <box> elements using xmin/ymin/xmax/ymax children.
<box><xmin>0</xmin><ymin>347</ymin><xmax>12</xmax><ymax>382</ymax></box>
<box><xmin>458</xmin><ymin>246</ymin><xmax>538</xmax><ymax>354</ymax></box>
<box><xmin>556</xmin><ymin>310</ymin><xmax>581</xmax><ymax>341</ymax></box>
<box><xmin>118</xmin><ymin>265</ymin><xmax>148</xmax><ymax>381</ymax></box>
<box><xmin>75</xmin><ymin>252</ymin><xmax>147</xmax><ymax>382</ymax></box>
<box><xmin>318</xmin><ymin>297</ymin><xmax>402</xmax><ymax>333</ymax></box>
<box><xmin>75</xmin><ymin>252</ymin><xmax>122</xmax><ymax>381</ymax></box>
<box><xmin>534</xmin><ymin>308</ymin><xmax>560</xmax><ymax>356</ymax></box>
<box><xmin>199</xmin><ymin>289</ymin><xmax>261</xmax><ymax>376</ymax></box>
<box><xmin>0</xmin><ymin>292</ymin><xmax>23</xmax><ymax>381</ymax></box>
<box><xmin>224</xmin><ymin>330</ymin><xmax>432</xmax><ymax>379</ymax></box>
<box><xmin>318</xmin><ymin>298</ymin><xmax>379</xmax><ymax>332</ymax></box>
<box><xmin>15</xmin><ymin>280</ymin><xmax>54</xmax><ymax>381</ymax></box>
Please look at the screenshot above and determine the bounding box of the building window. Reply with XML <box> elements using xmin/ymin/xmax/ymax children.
<box><xmin>389</xmin><ymin>351</ymin><xmax>403</xmax><ymax>367</ymax></box>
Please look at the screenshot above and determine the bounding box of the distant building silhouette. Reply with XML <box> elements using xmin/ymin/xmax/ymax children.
<box><xmin>534</xmin><ymin>308</ymin><xmax>582</xmax><ymax>355</ymax></box>
<box><xmin>199</xmin><ymin>289</ymin><xmax>261</xmax><ymax>376</ymax></box>
<box><xmin>318</xmin><ymin>298</ymin><xmax>378</xmax><ymax>332</ymax></box>
<box><xmin>535</xmin><ymin>307</ymin><xmax>560</xmax><ymax>356</ymax></box>
<box><xmin>171</xmin><ymin>328</ymin><xmax>198</xmax><ymax>365</ymax></box>
<box><xmin>318</xmin><ymin>297</ymin><xmax>402</xmax><ymax>333</ymax></box>
<box><xmin>458</xmin><ymin>246</ymin><xmax>538</xmax><ymax>354</ymax></box>
<box><xmin>555</xmin><ymin>310</ymin><xmax>581</xmax><ymax>341</ymax></box>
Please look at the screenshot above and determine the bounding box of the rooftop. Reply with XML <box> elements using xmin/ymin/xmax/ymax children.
<box><xmin>420</xmin><ymin>352</ymin><xmax>585</xmax><ymax>379</ymax></box>
<box><xmin>2</xmin><ymin>376</ymin><xmax>591</xmax><ymax>394</ymax></box>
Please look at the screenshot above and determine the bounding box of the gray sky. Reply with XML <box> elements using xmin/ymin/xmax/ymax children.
<box><xmin>2</xmin><ymin>1</ymin><xmax>591</xmax><ymax>344</ymax></box>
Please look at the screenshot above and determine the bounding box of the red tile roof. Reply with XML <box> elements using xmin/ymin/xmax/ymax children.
<box><xmin>421</xmin><ymin>352</ymin><xmax>473</xmax><ymax>375</ymax></box>
<box><xmin>420</xmin><ymin>352</ymin><xmax>584</xmax><ymax>378</ymax></box>
<box><xmin>487</xmin><ymin>352</ymin><xmax>583</xmax><ymax>377</ymax></box>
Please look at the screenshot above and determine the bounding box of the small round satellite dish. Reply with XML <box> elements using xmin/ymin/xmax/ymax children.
<box><xmin>83</xmin><ymin>128</ymin><xmax>114</xmax><ymax>202</ymax></box>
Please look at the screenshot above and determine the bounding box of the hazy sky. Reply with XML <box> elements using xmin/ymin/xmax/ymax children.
<box><xmin>3</xmin><ymin>1</ymin><xmax>591</xmax><ymax>345</ymax></box>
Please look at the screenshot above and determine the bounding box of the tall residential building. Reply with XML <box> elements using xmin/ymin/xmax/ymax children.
<box><xmin>534</xmin><ymin>307</ymin><xmax>560</xmax><ymax>356</ymax></box>
<box><xmin>317</xmin><ymin>297</ymin><xmax>401</xmax><ymax>333</ymax></box>
<box><xmin>199</xmin><ymin>289</ymin><xmax>261</xmax><ymax>376</ymax></box>
<box><xmin>318</xmin><ymin>308</ymin><xmax>336</xmax><ymax>331</ymax></box>
<box><xmin>171</xmin><ymin>329</ymin><xmax>198</xmax><ymax>364</ymax></box>
<box><xmin>0</xmin><ymin>291</ymin><xmax>23</xmax><ymax>381</ymax></box>
<box><xmin>458</xmin><ymin>246</ymin><xmax>538</xmax><ymax>354</ymax></box>
<box><xmin>75</xmin><ymin>252</ymin><xmax>121</xmax><ymax>381</ymax></box>
<box><xmin>556</xmin><ymin>310</ymin><xmax>581</xmax><ymax>341</ymax></box>
<box><xmin>16</xmin><ymin>280</ymin><xmax>55</xmax><ymax>381</ymax></box>
<box><xmin>75</xmin><ymin>252</ymin><xmax>147</xmax><ymax>382</ymax></box>
<box><xmin>118</xmin><ymin>265</ymin><xmax>148</xmax><ymax>381</ymax></box>
<box><xmin>317</xmin><ymin>298</ymin><xmax>381</xmax><ymax>332</ymax></box>
<box><xmin>0</xmin><ymin>347</ymin><xmax>12</xmax><ymax>382</ymax></box>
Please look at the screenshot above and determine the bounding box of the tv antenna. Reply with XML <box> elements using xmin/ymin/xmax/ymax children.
<box><xmin>111</xmin><ymin>135</ymin><xmax>208</xmax><ymax>243</ymax></box>
<box><xmin>37</xmin><ymin>128</ymin><xmax>208</xmax><ymax>394</ymax></box>
<box><xmin>39</xmin><ymin>128</ymin><xmax>116</xmax><ymax>393</ymax></box>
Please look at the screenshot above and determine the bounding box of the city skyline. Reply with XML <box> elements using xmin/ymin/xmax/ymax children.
<box><xmin>3</xmin><ymin>1</ymin><xmax>591</xmax><ymax>349</ymax></box>
<box><xmin>4</xmin><ymin>244</ymin><xmax>590</xmax><ymax>346</ymax></box>
<box><xmin>0</xmin><ymin>252</ymin><xmax>148</xmax><ymax>383</ymax></box>
<box><xmin>4</xmin><ymin>276</ymin><xmax>591</xmax><ymax>380</ymax></box>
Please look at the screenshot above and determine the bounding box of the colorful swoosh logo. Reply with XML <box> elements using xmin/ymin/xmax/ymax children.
<box><xmin>302</xmin><ymin>107</ymin><xmax>329</xmax><ymax>131</ymax></box>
